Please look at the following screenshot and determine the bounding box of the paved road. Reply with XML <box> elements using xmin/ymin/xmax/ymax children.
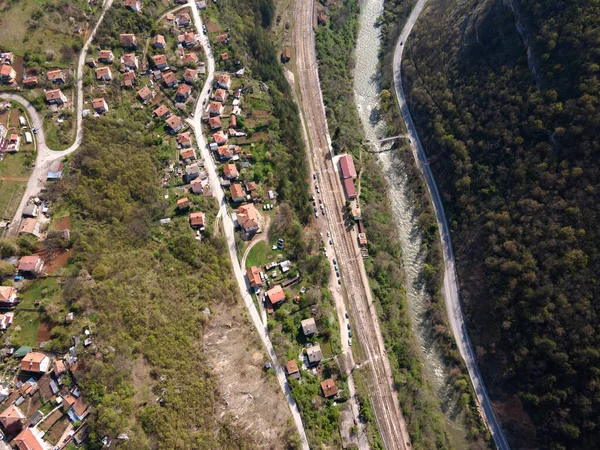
<box><xmin>293</xmin><ymin>1</ymin><xmax>411</xmax><ymax>449</ymax></box>
<box><xmin>392</xmin><ymin>1</ymin><xmax>511</xmax><ymax>449</ymax></box>
<box><xmin>185</xmin><ymin>2</ymin><xmax>309</xmax><ymax>448</ymax></box>
<box><xmin>1</xmin><ymin>0</ymin><xmax>114</xmax><ymax>234</ymax></box>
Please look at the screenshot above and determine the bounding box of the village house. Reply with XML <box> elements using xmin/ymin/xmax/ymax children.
<box><xmin>208</xmin><ymin>116</ymin><xmax>222</xmax><ymax>130</ymax></box>
<box><xmin>175</xmin><ymin>83</ymin><xmax>191</xmax><ymax>102</ymax></box>
<box><xmin>137</xmin><ymin>86</ymin><xmax>153</xmax><ymax>102</ymax></box>
<box><xmin>120</xmin><ymin>33</ymin><xmax>137</xmax><ymax>48</ymax></box>
<box><xmin>246</xmin><ymin>266</ymin><xmax>262</xmax><ymax>290</ymax></box>
<box><xmin>0</xmin><ymin>404</ymin><xmax>24</xmax><ymax>436</ymax></box>
<box><xmin>21</xmin><ymin>352</ymin><xmax>50</xmax><ymax>373</ymax></box>
<box><xmin>121</xmin><ymin>53</ymin><xmax>139</xmax><ymax>71</ymax></box>
<box><xmin>23</xmin><ymin>76</ymin><xmax>38</xmax><ymax>87</ymax></box>
<box><xmin>53</xmin><ymin>360</ymin><xmax>66</xmax><ymax>377</ymax></box>
<box><xmin>180</xmin><ymin>147</ymin><xmax>196</xmax><ymax>162</ymax></box>
<box><xmin>152</xmin><ymin>54</ymin><xmax>168</xmax><ymax>70</ymax></box>
<box><xmin>47</xmin><ymin>160</ymin><xmax>64</xmax><ymax>181</ymax></box>
<box><xmin>281</xmin><ymin>47</ymin><xmax>291</xmax><ymax>63</ymax></box>
<box><xmin>18</xmin><ymin>218</ymin><xmax>40</xmax><ymax>237</ymax></box>
<box><xmin>183</xmin><ymin>68</ymin><xmax>197</xmax><ymax>83</ymax></box>
<box><xmin>213</xmin><ymin>130</ymin><xmax>227</xmax><ymax>145</ymax></box>
<box><xmin>266</xmin><ymin>284</ymin><xmax>286</xmax><ymax>307</ymax></box>
<box><xmin>46</xmin><ymin>89</ymin><xmax>67</xmax><ymax>105</ymax></box>
<box><xmin>306</xmin><ymin>344</ymin><xmax>323</xmax><ymax>366</ymax></box>
<box><xmin>166</xmin><ymin>115</ymin><xmax>183</xmax><ymax>133</ymax></box>
<box><xmin>153</xmin><ymin>104</ymin><xmax>171</xmax><ymax>118</ymax></box>
<box><xmin>245</xmin><ymin>181</ymin><xmax>258</xmax><ymax>197</ymax></box>
<box><xmin>301</xmin><ymin>318</ymin><xmax>317</xmax><ymax>336</ymax></box>
<box><xmin>217</xmin><ymin>145</ymin><xmax>232</xmax><ymax>161</ymax></box>
<box><xmin>189</xmin><ymin>212</ymin><xmax>206</xmax><ymax>230</ymax></box>
<box><xmin>122</xmin><ymin>70</ymin><xmax>136</xmax><ymax>87</ymax></box>
<box><xmin>166</xmin><ymin>13</ymin><xmax>175</xmax><ymax>23</ymax></box>
<box><xmin>185</xmin><ymin>163</ymin><xmax>200</xmax><ymax>182</ymax></box>
<box><xmin>215</xmin><ymin>33</ymin><xmax>228</xmax><ymax>43</ymax></box>
<box><xmin>46</xmin><ymin>69</ymin><xmax>66</xmax><ymax>84</ymax></box>
<box><xmin>153</xmin><ymin>34</ymin><xmax>166</xmax><ymax>49</ymax></box>
<box><xmin>177</xmin><ymin>131</ymin><xmax>191</xmax><ymax>147</ymax></box>
<box><xmin>237</xmin><ymin>203</ymin><xmax>259</xmax><ymax>235</ymax></box>
<box><xmin>85</xmin><ymin>57</ymin><xmax>97</xmax><ymax>68</ymax></box>
<box><xmin>0</xmin><ymin>52</ymin><xmax>14</xmax><ymax>65</ymax></box>
<box><xmin>0</xmin><ymin>312</ymin><xmax>13</xmax><ymax>330</ymax></box>
<box><xmin>230</xmin><ymin>183</ymin><xmax>245</xmax><ymax>203</ymax></box>
<box><xmin>18</xmin><ymin>255</ymin><xmax>44</xmax><ymax>275</ymax></box>
<box><xmin>214</xmin><ymin>88</ymin><xmax>227</xmax><ymax>103</ymax></box>
<box><xmin>285</xmin><ymin>360</ymin><xmax>301</xmax><ymax>380</ymax></box>
<box><xmin>162</xmin><ymin>71</ymin><xmax>177</xmax><ymax>88</ymax></box>
<box><xmin>190</xmin><ymin>178</ymin><xmax>203</xmax><ymax>194</ymax></box>
<box><xmin>221</xmin><ymin>52</ymin><xmax>229</xmax><ymax>62</ymax></box>
<box><xmin>178</xmin><ymin>31</ymin><xmax>197</xmax><ymax>48</ymax></box>
<box><xmin>13</xmin><ymin>427</ymin><xmax>46</xmax><ymax>450</ymax></box>
<box><xmin>92</xmin><ymin>97</ymin><xmax>109</xmax><ymax>114</ymax></box>
<box><xmin>223</xmin><ymin>163</ymin><xmax>238</xmax><ymax>179</ymax></box>
<box><xmin>229</xmin><ymin>113</ymin><xmax>237</xmax><ymax>128</ymax></box>
<box><xmin>176</xmin><ymin>12</ymin><xmax>191</xmax><ymax>27</ymax></box>
<box><xmin>321</xmin><ymin>378</ymin><xmax>339</xmax><ymax>398</ymax></box>
<box><xmin>124</xmin><ymin>0</ymin><xmax>142</xmax><ymax>12</ymax></box>
<box><xmin>95</xmin><ymin>66</ymin><xmax>112</xmax><ymax>81</ymax></box>
<box><xmin>0</xmin><ymin>64</ymin><xmax>16</xmax><ymax>83</ymax></box>
<box><xmin>177</xmin><ymin>197</ymin><xmax>190</xmax><ymax>210</ymax></box>
<box><xmin>68</xmin><ymin>397</ymin><xmax>90</xmax><ymax>423</ymax></box>
<box><xmin>0</xmin><ymin>286</ymin><xmax>17</xmax><ymax>307</ymax></box>
<box><xmin>208</xmin><ymin>101</ymin><xmax>223</xmax><ymax>117</ymax></box>
<box><xmin>217</xmin><ymin>73</ymin><xmax>231</xmax><ymax>89</ymax></box>
<box><xmin>183</xmin><ymin>52</ymin><xmax>198</xmax><ymax>65</ymax></box>
<box><xmin>98</xmin><ymin>49</ymin><xmax>114</xmax><ymax>63</ymax></box>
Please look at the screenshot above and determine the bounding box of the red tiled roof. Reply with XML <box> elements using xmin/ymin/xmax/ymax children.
<box><xmin>246</xmin><ymin>266</ymin><xmax>262</xmax><ymax>287</ymax></box>
<box><xmin>189</xmin><ymin>212</ymin><xmax>205</xmax><ymax>227</ymax></box>
<box><xmin>223</xmin><ymin>163</ymin><xmax>238</xmax><ymax>178</ymax></box>
<box><xmin>152</xmin><ymin>54</ymin><xmax>167</xmax><ymax>66</ymax></box>
<box><xmin>266</xmin><ymin>285</ymin><xmax>285</xmax><ymax>304</ymax></box>
<box><xmin>230</xmin><ymin>183</ymin><xmax>244</xmax><ymax>200</ymax></box>
<box><xmin>208</xmin><ymin>116</ymin><xmax>221</xmax><ymax>130</ymax></box>
<box><xmin>286</xmin><ymin>359</ymin><xmax>299</xmax><ymax>375</ymax></box>
<box><xmin>321</xmin><ymin>378</ymin><xmax>338</xmax><ymax>398</ymax></box>
<box><xmin>339</xmin><ymin>154</ymin><xmax>357</xmax><ymax>179</ymax></box>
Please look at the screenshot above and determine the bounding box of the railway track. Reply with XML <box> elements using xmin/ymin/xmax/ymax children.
<box><xmin>293</xmin><ymin>1</ymin><xmax>411</xmax><ymax>448</ymax></box>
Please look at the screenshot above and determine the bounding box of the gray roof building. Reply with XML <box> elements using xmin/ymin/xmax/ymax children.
<box><xmin>306</xmin><ymin>344</ymin><xmax>322</xmax><ymax>365</ymax></box>
<box><xmin>301</xmin><ymin>318</ymin><xmax>317</xmax><ymax>336</ymax></box>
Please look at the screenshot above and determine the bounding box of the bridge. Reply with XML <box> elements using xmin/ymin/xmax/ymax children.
<box><xmin>365</xmin><ymin>134</ymin><xmax>408</xmax><ymax>144</ymax></box>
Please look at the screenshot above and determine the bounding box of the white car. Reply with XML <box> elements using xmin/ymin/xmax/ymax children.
<box><xmin>315</xmin><ymin>212</ymin><xmax>318</xmax><ymax>218</ymax></box>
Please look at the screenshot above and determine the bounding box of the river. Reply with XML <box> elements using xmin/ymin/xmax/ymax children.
<box><xmin>353</xmin><ymin>0</ymin><xmax>470</xmax><ymax>445</ymax></box>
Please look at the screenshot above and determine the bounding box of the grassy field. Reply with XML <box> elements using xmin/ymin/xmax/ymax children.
<box><xmin>0</xmin><ymin>179</ymin><xmax>27</xmax><ymax>221</ymax></box>
<box><xmin>10</xmin><ymin>310</ymin><xmax>41</xmax><ymax>347</ymax></box>
<box><xmin>18</xmin><ymin>278</ymin><xmax>60</xmax><ymax>309</ymax></box>
<box><xmin>0</xmin><ymin>0</ymin><xmax>94</xmax><ymax>60</ymax></box>
<box><xmin>245</xmin><ymin>240</ymin><xmax>275</xmax><ymax>267</ymax></box>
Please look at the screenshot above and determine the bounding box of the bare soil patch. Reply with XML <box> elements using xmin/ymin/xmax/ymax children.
<box><xmin>35</xmin><ymin>321</ymin><xmax>52</xmax><ymax>347</ymax></box>
<box><xmin>9</xmin><ymin>107</ymin><xmax>19</xmax><ymax>127</ymax></box>
<box><xmin>43</xmin><ymin>249</ymin><xmax>71</xmax><ymax>274</ymax></box>
<box><xmin>0</xmin><ymin>109</ymin><xmax>8</xmax><ymax>127</ymax></box>
<box><xmin>46</xmin><ymin>416</ymin><xmax>70</xmax><ymax>445</ymax></box>
<box><xmin>204</xmin><ymin>305</ymin><xmax>296</xmax><ymax>447</ymax></box>
<box><xmin>205</xmin><ymin>19</ymin><xmax>222</xmax><ymax>33</ymax></box>
<box><xmin>39</xmin><ymin>409</ymin><xmax>63</xmax><ymax>432</ymax></box>
<box><xmin>53</xmin><ymin>215</ymin><xmax>71</xmax><ymax>231</ymax></box>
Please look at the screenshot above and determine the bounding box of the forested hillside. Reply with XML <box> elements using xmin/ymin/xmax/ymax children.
<box><xmin>403</xmin><ymin>0</ymin><xmax>600</xmax><ymax>448</ymax></box>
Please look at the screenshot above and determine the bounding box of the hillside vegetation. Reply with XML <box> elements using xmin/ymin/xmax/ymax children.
<box><xmin>403</xmin><ymin>0</ymin><xmax>600</xmax><ymax>448</ymax></box>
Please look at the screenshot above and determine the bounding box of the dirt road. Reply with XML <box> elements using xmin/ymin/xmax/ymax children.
<box><xmin>1</xmin><ymin>0</ymin><xmax>114</xmax><ymax>236</ymax></box>
<box><xmin>392</xmin><ymin>1</ymin><xmax>511</xmax><ymax>448</ymax></box>
<box><xmin>293</xmin><ymin>1</ymin><xmax>411</xmax><ymax>449</ymax></box>
<box><xmin>185</xmin><ymin>1</ymin><xmax>309</xmax><ymax>448</ymax></box>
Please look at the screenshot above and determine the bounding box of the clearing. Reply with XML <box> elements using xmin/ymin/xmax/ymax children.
<box><xmin>0</xmin><ymin>0</ymin><xmax>93</xmax><ymax>60</ymax></box>
<box><xmin>204</xmin><ymin>303</ymin><xmax>297</xmax><ymax>447</ymax></box>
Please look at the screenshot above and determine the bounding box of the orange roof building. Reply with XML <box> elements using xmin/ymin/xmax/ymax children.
<box><xmin>230</xmin><ymin>183</ymin><xmax>245</xmax><ymax>202</ymax></box>
<box><xmin>246</xmin><ymin>266</ymin><xmax>262</xmax><ymax>288</ymax></box>
<box><xmin>266</xmin><ymin>285</ymin><xmax>286</xmax><ymax>305</ymax></box>
<box><xmin>321</xmin><ymin>378</ymin><xmax>339</xmax><ymax>398</ymax></box>
<box><xmin>0</xmin><ymin>404</ymin><xmax>24</xmax><ymax>435</ymax></box>
<box><xmin>223</xmin><ymin>163</ymin><xmax>238</xmax><ymax>179</ymax></box>
<box><xmin>177</xmin><ymin>197</ymin><xmax>190</xmax><ymax>209</ymax></box>
<box><xmin>21</xmin><ymin>352</ymin><xmax>50</xmax><ymax>373</ymax></box>
<box><xmin>237</xmin><ymin>203</ymin><xmax>258</xmax><ymax>232</ymax></box>
<box><xmin>208</xmin><ymin>116</ymin><xmax>222</xmax><ymax>130</ymax></box>
<box><xmin>13</xmin><ymin>427</ymin><xmax>45</xmax><ymax>450</ymax></box>
<box><xmin>189</xmin><ymin>212</ymin><xmax>205</xmax><ymax>229</ymax></box>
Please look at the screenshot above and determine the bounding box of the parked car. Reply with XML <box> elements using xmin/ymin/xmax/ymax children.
<box><xmin>348</xmin><ymin>331</ymin><xmax>352</xmax><ymax>338</ymax></box>
<box><xmin>347</xmin><ymin>323</ymin><xmax>350</xmax><ymax>330</ymax></box>
<box><xmin>345</xmin><ymin>312</ymin><xmax>349</xmax><ymax>319</ymax></box>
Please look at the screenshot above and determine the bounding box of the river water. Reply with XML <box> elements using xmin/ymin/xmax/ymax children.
<box><xmin>353</xmin><ymin>0</ymin><xmax>469</xmax><ymax>445</ymax></box>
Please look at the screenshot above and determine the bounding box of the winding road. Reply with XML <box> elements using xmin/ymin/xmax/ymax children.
<box><xmin>393</xmin><ymin>1</ymin><xmax>511</xmax><ymax>449</ymax></box>
<box><xmin>184</xmin><ymin>1</ymin><xmax>309</xmax><ymax>448</ymax></box>
<box><xmin>1</xmin><ymin>0</ymin><xmax>114</xmax><ymax>235</ymax></box>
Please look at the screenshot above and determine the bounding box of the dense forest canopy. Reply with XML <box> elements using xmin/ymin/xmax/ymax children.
<box><xmin>403</xmin><ymin>0</ymin><xmax>600</xmax><ymax>448</ymax></box>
